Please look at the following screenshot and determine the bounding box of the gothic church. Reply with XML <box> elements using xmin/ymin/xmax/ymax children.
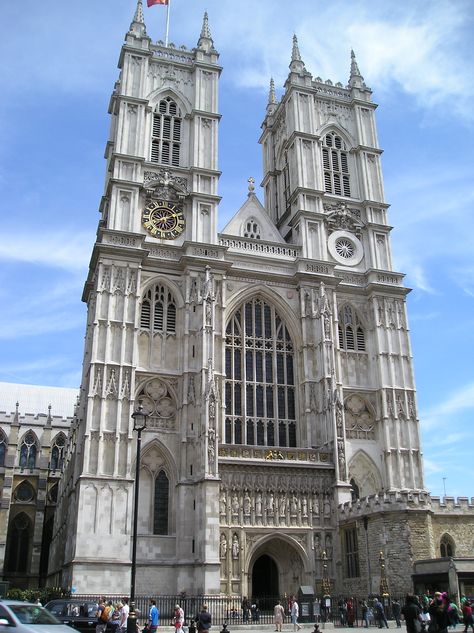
<box><xmin>42</xmin><ymin>2</ymin><xmax>474</xmax><ymax>600</ymax></box>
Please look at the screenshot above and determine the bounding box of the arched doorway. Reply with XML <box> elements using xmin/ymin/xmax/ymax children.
<box><xmin>252</xmin><ymin>554</ymin><xmax>278</xmax><ymax>607</ymax></box>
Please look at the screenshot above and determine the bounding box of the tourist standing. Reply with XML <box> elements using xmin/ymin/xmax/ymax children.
<box><xmin>392</xmin><ymin>600</ymin><xmax>402</xmax><ymax>628</ymax></box>
<box><xmin>241</xmin><ymin>597</ymin><xmax>251</xmax><ymax>623</ymax></box>
<box><xmin>175</xmin><ymin>604</ymin><xmax>185</xmax><ymax>633</ymax></box>
<box><xmin>196</xmin><ymin>604</ymin><xmax>212</xmax><ymax>633</ymax></box>
<box><xmin>374</xmin><ymin>598</ymin><xmax>389</xmax><ymax>629</ymax></box>
<box><xmin>462</xmin><ymin>600</ymin><xmax>474</xmax><ymax>633</ymax></box>
<box><xmin>402</xmin><ymin>594</ymin><xmax>422</xmax><ymax>633</ymax></box>
<box><xmin>429</xmin><ymin>593</ymin><xmax>449</xmax><ymax>633</ymax></box>
<box><xmin>361</xmin><ymin>601</ymin><xmax>370</xmax><ymax>628</ymax></box>
<box><xmin>291</xmin><ymin>599</ymin><xmax>301</xmax><ymax>632</ymax></box>
<box><xmin>148</xmin><ymin>599</ymin><xmax>159</xmax><ymax>633</ymax></box>
<box><xmin>274</xmin><ymin>600</ymin><xmax>285</xmax><ymax>632</ymax></box>
<box><xmin>120</xmin><ymin>598</ymin><xmax>129</xmax><ymax>633</ymax></box>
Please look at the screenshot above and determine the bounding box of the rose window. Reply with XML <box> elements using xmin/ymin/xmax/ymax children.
<box><xmin>335</xmin><ymin>238</ymin><xmax>355</xmax><ymax>259</ymax></box>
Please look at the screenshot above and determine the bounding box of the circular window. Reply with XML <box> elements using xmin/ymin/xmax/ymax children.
<box><xmin>328</xmin><ymin>230</ymin><xmax>363</xmax><ymax>266</ymax></box>
<box><xmin>335</xmin><ymin>238</ymin><xmax>355</xmax><ymax>259</ymax></box>
<box><xmin>14</xmin><ymin>481</ymin><xmax>35</xmax><ymax>502</ymax></box>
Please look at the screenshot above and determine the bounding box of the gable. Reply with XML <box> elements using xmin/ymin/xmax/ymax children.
<box><xmin>220</xmin><ymin>193</ymin><xmax>285</xmax><ymax>244</ymax></box>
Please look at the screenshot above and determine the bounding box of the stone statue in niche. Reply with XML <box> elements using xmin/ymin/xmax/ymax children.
<box><xmin>220</xmin><ymin>492</ymin><xmax>226</xmax><ymax>515</ymax></box>
<box><xmin>231</xmin><ymin>494</ymin><xmax>239</xmax><ymax>515</ymax></box>
<box><xmin>279</xmin><ymin>494</ymin><xmax>287</xmax><ymax>517</ymax></box>
<box><xmin>255</xmin><ymin>492</ymin><xmax>262</xmax><ymax>516</ymax></box>
<box><xmin>220</xmin><ymin>534</ymin><xmax>227</xmax><ymax>559</ymax></box>
<box><xmin>290</xmin><ymin>494</ymin><xmax>298</xmax><ymax>516</ymax></box>
<box><xmin>232</xmin><ymin>534</ymin><xmax>240</xmax><ymax>559</ymax></box>
<box><xmin>267</xmin><ymin>492</ymin><xmax>275</xmax><ymax>515</ymax></box>
<box><xmin>302</xmin><ymin>497</ymin><xmax>308</xmax><ymax>517</ymax></box>
<box><xmin>243</xmin><ymin>492</ymin><xmax>251</xmax><ymax>516</ymax></box>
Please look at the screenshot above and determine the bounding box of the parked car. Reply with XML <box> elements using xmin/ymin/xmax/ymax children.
<box><xmin>44</xmin><ymin>599</ymin><xmax>99</xmax><ymax>632</ymax></box>
<box><xmin>0</xmin><ymin>600</ymin><xmax>77</xmax><ymax>632</ymax></box>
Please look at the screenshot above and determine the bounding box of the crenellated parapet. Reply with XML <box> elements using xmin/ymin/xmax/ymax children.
<box><xmin>338</xmin><ymin>491</ymin><xmax>474</xmax><ymax>521</ymax></box>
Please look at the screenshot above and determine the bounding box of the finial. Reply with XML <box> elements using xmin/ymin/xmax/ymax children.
<box><xmin>133</xmin><ymin>0</ymin><xmax>145</xmax><ymax>24</ymax></box>
<box><xmin>292</xmin><ymin>34</ymin><xmax>301</xmax><ymax>62</ymax></box>
<box><xmin>13</xmin><ymin>401</ymin><xmax>20</xmax><ymax>426</ymax></box>
<box><xmin>46</xmin><ymin>404</ymin><xmax>52</xmax><ymax>427</ymax></box>
<box><xmin>247</xmin><ymin>177</ymin><xmax>255</xmax><ymax>194</ymax></box>
<box><xmin>348</xmin><ymin>49</ymin><xmax>366</xmax><ymax>89</ymax></box>
<box><xmin>201</xmin><ymin>11</ymin><xmax>212</xmax><ymax>40</ymax></box>
<box><xmin>289</xmin><ymin>34</ymin><xmax>305</xmax><ymax>73</ymax></box>
<box><xmin>268</xmin><ymin>78</ymin><xmax>277</xmax><ymax>105</ymax></box>
<box><xmin>197</xmin><ymin>11</ymin><xmax>214</xmax><ymax>51</ymax></box>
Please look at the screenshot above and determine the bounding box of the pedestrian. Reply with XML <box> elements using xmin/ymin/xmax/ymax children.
<box><xmin>447</xmin><ymin>600</ymin><xmax>459</xmax><ymax>629</ymax></box>
<box><xmin>251</xmin><ymin>602</ymin><xmax>260</xmax><ymax>623</ymax></box>
<box><xmin>339</xmin><ymin>600</ymin><xmax>348</xmax><ymax>627</ymax></box>
<box><xmin>361</xmin><ymin>600</ymin><xmax>369</xmax><ymax>628</ymax></box>
<box><xmin>96</xmin><ymin>597</ymin><xmax>108</xmax><ymax>633</ymax></box>
<box><xmin>291</xmin><ymin>599</ymin><xmax>301</xmax><ymax>632</ymax></box>
<box><xmin>147</xmin><ymin>599</ymin><xmax>159</xmax><ymax>633</ymax></box>
<box><xmin>274</xmin><ymin>600</ymin><xmax>285</xmax><ymax>632</ymax></box>
<box><xmin>106</xmin><ymin>602</ymin><xmax>122</xmax><ymax>633</ymax></box>
<box><xmin>402</xmin><ymin>594</ymin><xmax>422</xmax><ymax>633</ymax></box>
<box><xmin>175</xmin><ymin>603</ymin><xmax>185</xmax><ymax>633</ymax></box>
<box><xmin>392</xmin><ymin>600</ymin><xmax>402</xmax><ymax>628</ymax></box>
<box><xmin>347</xmin><ymin>598</ymin><xmax>355</xmax><ymax>628</ymax></box>
<box><xmin>241</xmin><ymin>597</ymin><xmax>251</xmax><ymax>623</ymax></box>
<box><xmin>120</xmin><ymin>598</ymin><xmax>129</xmax><ymax>633</ymax></box>
<box><xmin>196</xmin><ymin>604</ymin><xmax>212</xmax><ymax>633</ymax></box>
<box><xmin>462</xmin><ymin>600</ymin><xmax>474</xmax><ymax>633</ymax></box>
<box><xmin>428</xmin><ymin>592</ymin><xmax>449</xmax><ymax>633</ymax></box>
<box><xmin>374</xmin><ymin>598</ymin><xmax>389</xmax><ymax>629</ymax></box>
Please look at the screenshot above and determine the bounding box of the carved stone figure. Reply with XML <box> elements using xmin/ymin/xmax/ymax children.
<box><xmin>231</xmin><ymin>494</ymin><xmax>239</xmax><ymax>515</ymax></box>
<box><xmin>220</xmin><ymin>533</ymin><xmax>227</xmax><ymax>558</ymax></box>
<box><xmin>220</xmin><ymin>492</ymin><xmax>226</xmax><ymax>515</ymax></box>
<box><xmin>243</xmin><ymin>492</ymin><xmax>251</xmax><ymax>516</ymax></box>
<box><xmin>255</xmin><ymin>493</ymin><xmax>262</xmax><ymax>516</ymax></box>
<box><xmin>232</xmin><ymin>534</ymin><xmax>240</xmax><ymax>559</ymax></box>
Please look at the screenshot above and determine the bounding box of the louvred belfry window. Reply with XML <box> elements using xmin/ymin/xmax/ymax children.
<box><xmin>151</xmin><ymin>97</ymin><xmax>181</xmax><ymax>167</ymax></box>
<box><xmin>225</xmin><ymin>297</ymin><xmax>297</xmax><ymax>448</ymax></box>
<box><xmin>338</xmin><ymin>305</ymin><xmax>366</xmax><ymax>351</ymax></box>
<box><xmin>140</xmin><ymin>284</ymin><xmax>177</xmax><ymax>334</ymax></box>
<box><xmin>322</xmin><ymin>132</ymin><xmax>351</xmax><ymax>197</ymax></box>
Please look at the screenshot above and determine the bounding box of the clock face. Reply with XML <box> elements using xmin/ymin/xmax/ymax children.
<box><xmin>142</xmin><ymin>200</ymin><xmax>185</xmax><ymax>239</ymax></box>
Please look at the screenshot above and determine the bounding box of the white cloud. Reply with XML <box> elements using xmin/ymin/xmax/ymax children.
<box><xmin>420</xmin><ymin>382</ymin><xmax>474</xmax><ymax>431</ymax></box>
<box><xmin>0</xmin><ymin>232</ymin><xmax>92</xmax><ymax>272</ymax></box>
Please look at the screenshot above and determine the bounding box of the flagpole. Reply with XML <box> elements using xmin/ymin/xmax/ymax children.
<box><xmin>165</xmin><ymin>0</ymin><xmax>171</xmax><ymax>46</ymax></box>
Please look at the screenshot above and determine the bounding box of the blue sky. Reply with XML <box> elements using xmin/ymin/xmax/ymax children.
<box><xmin>0</xmin><ymin>0</ymin><xmax>473</xmax><ymax>499</ymax></box>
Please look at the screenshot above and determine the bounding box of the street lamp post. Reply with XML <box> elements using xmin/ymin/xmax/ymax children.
<box><xmin>127</xmin><ymin>405</ymin><xmax>148</xmax><ymax>633</ymax></box>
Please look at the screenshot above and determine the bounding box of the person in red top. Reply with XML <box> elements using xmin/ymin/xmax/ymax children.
<box><xmin>462</xmin><ymin>601</ymin><xmax>474</xmax><ymax>633</ymax></box>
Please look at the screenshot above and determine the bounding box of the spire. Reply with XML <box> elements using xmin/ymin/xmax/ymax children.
<box><xmin>46</xmin><ymin>404</ymin><xmax>52</xmax><ymax>428</ymax></box>
<box><xmin>267</xmin><ymin>77</ymin><xmax>277</xmax><ymax>114</ymax></box>
<box><xmin>128</xmin><ymin>0</ymin><xmax>147</xmax><ymax>38</ymax></box>
<box><xmin>289</xmin><ymin>34</ymin><xmax>305</xmax><ymax>73</ymax></box>
<box><xmin>197</xmin><ymin>11</ymin><xmax>215</xmax><ymax>52</ymax></box>
<box><xmin>348</xmin><ymin>49</ymin><xmax>366</xmax><ymax>89</ymax></box>
<box><xmin>12</xmin><ymin>401</ymin><xmax>20</xmax><ymax>427</ymax></box>
<box><xmin>133</xmin><ymin>0</ymin><xmax>144</xmax><ymax>24</ymax></box>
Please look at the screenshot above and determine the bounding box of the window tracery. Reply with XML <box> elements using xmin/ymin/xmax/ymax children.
<box><xmin>338</xmin><ymin>305</ymin><xmax>366</xmax><ymax>352</ymax></box>
<box><xmin>140</xmin><ymin>284</ymin><xmax>177</xmax><ymax>334</ymax></box>
<box><xmin>225</xmin><ymin>297</ymin><xmax>296</xmax><ymax>447</ymax></box>
<box><xmin>19</xmin><ymin>432</ymin><xmax>37</xmax><ymax>470</ymax></box>
<box><xmin>151</xmin><ymin>97</ymin><xmax>181</xmax><ymax>167</ymax></box>
<box><xmin>50</xmin><ymin>433</ymin><xmax>66</xmax><ymax>471</ymax></box>
<box><xmin>0</xmin><ymin>430</ymin><xmax>7</xmax><ymax>467</ymax></box>
<box><xmin>440</xmin><ymin>534</ymin><xmax>455</xmax><ymax>557</ymax></box>
<box><xmin>322</xmin><ymin>132</ymin><xmax>351</xmax><ymax>197</ymax></box>
<box><xmin>154</xmin><ymin>470</ymin><xmax>169</xmax><ymax>535</ymax></box>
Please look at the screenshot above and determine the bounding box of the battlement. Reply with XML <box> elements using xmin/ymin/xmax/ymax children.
<box><xmin>338</xmin><ymin>491</ymin><xmax>474</xmax><ymax>519</ymax></box>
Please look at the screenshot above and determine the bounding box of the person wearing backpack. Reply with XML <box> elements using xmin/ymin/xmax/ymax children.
<box><xmin>96</xmin><ymin>597</ymin><xmax>108</xmax><ymax>633</ymax></box>
<box><xmin>106</xmin><ymin>602</ymin><xmax>123</xmax><ymax>633</ymax></box>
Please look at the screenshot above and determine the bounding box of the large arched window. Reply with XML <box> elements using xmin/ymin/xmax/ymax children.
<box><xmin>151</xmin><ymin>97</ymin><xmax>181</xmax><ymax>166</ymax></box>
<box><xmin>19</xmin><ymin>432</ymin><xmax>37</xmax><ymax>470</ymax></box>
<box><xmin>5</xmin><ymin>512</ymin><xmax>31</xmax><ymax>573</ymax></box>
<box><xmin>0</xmin><ymin>430</ymin><xmax>7</xmax><ymax>467</ymax></box>
<box><xmin>225</xmin><ymin>297</ymin><xmax>296</xmax><ymax>447</ymax></box>
<box><xmin>322</xmin><ymin>131</ymin><xmax>351</xmax><ymax>197</ymax></box>
<box><xmin>440</xmin><ymin>534</ymin><xmax>455</xmax><ymax>557</ymax></box>
<box><xmin>50</xmin><ymin>433</ymin><xmax>66</xmax><ymax>471</ymax></box>
<box><xmin>153</xmin><ymin>470</ymin><xmax>169</xmax><ymax>535</ymax></box>
<box><xmin>338</xmin><ymin>305</ymin><xmax>366</xmax><ymax>351</ymax></box>
<box><xmin>140</xmin><ymin>284</ymin><xmax>177</xmax><ymax>334</ymax></box>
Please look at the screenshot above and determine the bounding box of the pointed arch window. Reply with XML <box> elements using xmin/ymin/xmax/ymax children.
<box><xmin>322</xmin><ymin>132</ymin><xmax>351</xmax><ymax>197</ymax></box>
<box><xmin>19</xmin><ymin>432</ymin><xmax>37</xmax><ymax>470</ymax></box>
<box><xmin>153</xmin><ymin>470</ymin><xmax>169</xmax><ymax>535</ymax></box>
<box><xmin>50</xmin><ymin>433</ymin><xmax>66</xmax><ymax>471</ymax></box>
<box><xmin>0</xmin><ymin>431</ymin><xmax>7</xmax><ymax>467</ymax></box>
<box><xmin>14</xmin><ymin>480</ymin><xmax>35</xmax><ymax>502</ymax></box>
<box><xmin>151</xmin><ymin>97</ymin><xmax>181</xmax><ymax>167</ymax></box>
<box><xmin>140</xmin><ymin>284</ymin><xmax>177</xmax><ymax>334</ymax></box>
<box><xmin>440</xmin><ymin>534</ymin><xmax>455</xmax><ymax>557</ymax></box>
<box><xmin>5</xmin><ymin>512</ymin><xmax>31</xmax><ymax>573</ymax></box>
<box><xmin>338</xmin><ymin>305</ymin><xmax>366</xmax><ymax>352</ymax></box>
<box><xmin>225</xmin><ymin>297</ymin><xmax>296</xmax><ymax>448</ymax></box>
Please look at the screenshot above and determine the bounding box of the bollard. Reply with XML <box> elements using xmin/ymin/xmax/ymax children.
<box><xmin>220</xmin><ymin>623</ymin><xmax>230</xmax><ymax>633</ymax></box>
<box><xmin>189</xmin><ymin>619</ymin><xmax>197</xmax><ymax>633</ymax></box>
<box><xmin>127</xmin><ymin>602</ymin><xmax>137</xmax><ymax>633</ymax></box>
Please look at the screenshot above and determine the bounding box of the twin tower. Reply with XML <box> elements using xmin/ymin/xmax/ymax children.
<box><xmin>49</xmin><ymin>3</ymin><xmax>426</xmax><ymax>598</ymax></box>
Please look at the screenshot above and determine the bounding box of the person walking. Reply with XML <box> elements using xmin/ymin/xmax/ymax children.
<box><xmin>429</xmin><ymin>593</ymin><xmax>449</xmax><ymax>633</ymax></box>
<box><xmin>196</xmin><ymin>604</ymin><xmax>212</xmax><ymax>633</ymax></box>
<box><xmin>274</xmin><ymin>600</ymin><xmax>285</xmax><ymax>632</ymax></box>
<box><xmin>119</xmin><ymin>598</ymin><xmax>129</xmax><ymax>633</ymax></box>
<box><xmin>462</xmin><ymin>600</ymin><xmax>474</xmax><ymax>633</ymax></box>
<box><xmin>174</xmin><ymin>604</ymin><xmax>185</xmax><ymax>633</ymax></box>
<box><xmin>291</xmin><ymin>599</ymin><xmax>301</xmax><ymax>631</ymax></box>
<box><xmin>402</xmin><ymin>594</ymin><xmax>422</xmax><ymax>633</ymax></box>
<box><xmin>147</xmin><ymin>599</ymin><xmax>159</xmax><ymax>633</ymax></box>
<box><xmin>241</xmin><ymin>597</ymin><xmax>251</xmax><ymax>624</ymax></box>
<box><xmin>374</xmin><ymin>598</ymin><xmax>389</xmax><ymax>629</ymax></box>
<box><xmin>361</xmin><ymin>601</ymin><xmax>370</xmax><ymax>628</ymax></box>
<box><xmin>392</xmin><ymin>600</ymin><xmax>402</xmax><ymax>628</ymax></box>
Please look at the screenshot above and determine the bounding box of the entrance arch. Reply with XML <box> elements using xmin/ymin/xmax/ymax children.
<box><xmin>252</xmin><ymin>554</ymin><xmax>279</xmax><ymax>603</ymax></box>
<box><xmin>247</xmin><ymin>535</ymin><xmax>308</xmax><ymax>602</ymax></box>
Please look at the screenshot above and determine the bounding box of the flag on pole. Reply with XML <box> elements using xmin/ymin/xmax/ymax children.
<box><xmin>147</xmin><ymin>0</ymin><xmax>168</xmax><ymax>6</ymax></box>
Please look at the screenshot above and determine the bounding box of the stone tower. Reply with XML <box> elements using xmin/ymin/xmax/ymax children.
<box><xmin>49</xmin><ymin>9</ymin><xmax>426</xmax><ymax>598</ymax></box>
